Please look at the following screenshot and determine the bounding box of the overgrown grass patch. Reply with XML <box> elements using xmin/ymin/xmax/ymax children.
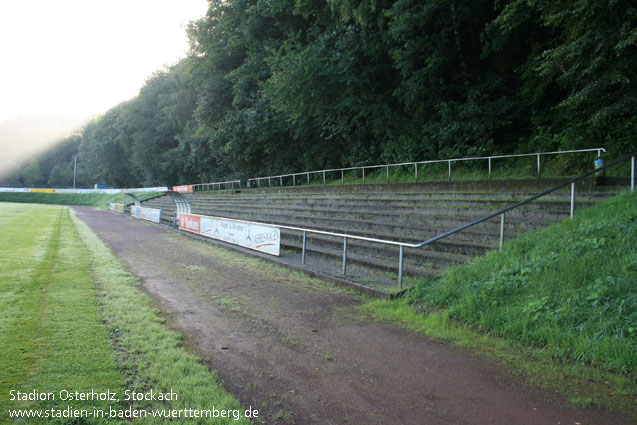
<box><xmin>362</xmin><ymin>190</ymin><xmax>637</xmax><ymax>411</ymax></box>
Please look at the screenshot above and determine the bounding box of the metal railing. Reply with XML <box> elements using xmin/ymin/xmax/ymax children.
<box><xmin>192</xmin><ymin>180</ymin><xmax>241</xmax><ymax>191</ymax></box>
<box><xmin>232</xmin><ymin>151</ymin><xmax>634</xmax><ymax>289</ymax></box>
<box><xmin>247</xmin><ymin>148</ymin><xmax>606</xmax><ymax>188</ymax></box>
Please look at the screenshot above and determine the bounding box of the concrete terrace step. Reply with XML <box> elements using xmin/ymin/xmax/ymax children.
<box><xmin>190</xmin><ymin>202</ymin><xmax>569</xmax><ymax>225</ymax></box>
<box><xmin>188</xmin><ymin>197</ymin><xmax>582</xmax><ymax>215</ymax></box>
<box><xmin>136</xmin><ymin>180</ymin><xmax>620</xmax><ymax>289</ymax></box>
<box><xmin>280</xmin><ymin>231</ymin><xmax>471</xmax><ymax>270</ymax></box>
<box><xmin>212</xmin><ymin>213</ymin><xmax>499</xmax><ymax>255</ymax></box>
<box><xmin>281</xmin><ymin>238</ymin><xmax>444</xmax><ymax>279</ymax></box>
<box><xmin>186</xmin><ymin>186</ymin><xmax>619</xmax><ymax>202</ymax></box>
<box><xmin>189</xmin><ymin>207</ymin><xmax>558</xmax><ymax>241</ymax></box>
<box><xmin>241</xmin><ymin>178</ymin><xmax>624</xmax><ymax>196</ymax></box>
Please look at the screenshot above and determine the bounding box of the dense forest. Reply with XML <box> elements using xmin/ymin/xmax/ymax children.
<box><xmin>3</xmin><ymin>0</ymin><xmax>636</xmax><ymax>188</ymax></box>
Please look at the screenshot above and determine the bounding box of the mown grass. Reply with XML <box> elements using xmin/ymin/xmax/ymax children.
<box><xmin>0</xmin><ymin>192</ymin><xmax>162</xmax><ymax>210</ymax></box>
<box><xmin>0</xmin><ymin>203</ymin><xmax>251</xmax><ymax>424</ymax></box>
<box><xmin>361</xmin><ymin>190</ymin><xmax>637</xmax><ymax>412</ymax></box>
<box><xmin>0</xmin><ymin>203</ymin><xmax>125</xmax><ymax>423</ymax></box>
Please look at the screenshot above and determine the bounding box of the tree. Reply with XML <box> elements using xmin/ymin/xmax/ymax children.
<box><xmin>48</xmin><ymin>161</ymin><xmax>74</xmax><ymax>187</ymax></box>
<box><xmin>21</xmin><ymin>158</ymin><xmax>45</xmax><ymax>187</ymax></box>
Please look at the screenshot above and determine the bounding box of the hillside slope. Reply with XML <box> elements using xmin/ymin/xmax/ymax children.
<box><xmin>407</xmin><ymin>190</ymin><xmax>636</xmax><ymax>374</ymax></box>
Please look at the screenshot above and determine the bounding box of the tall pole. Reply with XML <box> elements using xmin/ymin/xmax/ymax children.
<box><xmin>73</xmin><ymin>156</ymin><xmax>77</xmax><ymax>190</ymax></box>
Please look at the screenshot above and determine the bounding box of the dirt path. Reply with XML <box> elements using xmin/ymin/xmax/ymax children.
<box><xmin>73</xmin><ymin>206</ymin><xmax>629</xmax><ymax>425</ymax></box>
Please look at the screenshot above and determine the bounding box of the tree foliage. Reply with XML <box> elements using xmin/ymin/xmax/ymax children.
<box><xmin>8</xmin><ymin>0</ymin><xmax>635</xmax><ymax>187</ymax></box>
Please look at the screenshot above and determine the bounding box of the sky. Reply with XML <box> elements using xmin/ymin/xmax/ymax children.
<box><xmin>0</xmin><ymin>0</ymin><xmax>209</xmax><ymax>124</ymax></box>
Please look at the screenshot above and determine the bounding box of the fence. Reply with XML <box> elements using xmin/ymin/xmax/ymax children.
<box><xmin>191</xmin><ymin>180</ymin><xmax>241</xmax><ymax>191</ymax></box>
<box><xmin>246</xmin><ymin>148</ymin><xmax>606</xmax><ymax>188</ymax></box>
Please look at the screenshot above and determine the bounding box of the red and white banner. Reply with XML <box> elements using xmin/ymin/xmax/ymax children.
<box><xmin>179</xmin><ymin>213</ymin><xmax>201</xmax><ymax>233</ymax></box>
<box><xmin>172</xmin><ymin>185</ymin><xmax>194</xmax><ymax>192</ymax></box>
<box><xmin>178</xmin><ymin>213</ymin><xmax>280</xmax><ymax>256</ymax></box>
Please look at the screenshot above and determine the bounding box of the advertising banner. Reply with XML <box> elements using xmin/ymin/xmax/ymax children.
<box><xmin>0</xmin><ymin>188</ymin><xmax>29</xmax><ymax>192</ymax></box>
<box><xmin>131</xmin><ymin>206</ymin><xmax>162</xmax><ymax>223</ymax></box>
<box><xmin>179</xmin><ymin>213</ymin><xmax>201</xmax><ymax>234</ymax></box>
<box><xmin>0</xmin><ymin>186</ymin><xmax>168</xmax><ymax>194</ymax></box>
<box><xmin>110</xmin><ymin>203</ymin><xmax>125</xmax><ymax>213</ymax></box>
<box><xmin>172</xmin><ymin>185</ymin><xmax>194</xmax><ymax>193</ymax></box>
<box><xmin>178</xmin><ymin>213</ymin><xmax>280</xmax><ymax>256</ymax></box>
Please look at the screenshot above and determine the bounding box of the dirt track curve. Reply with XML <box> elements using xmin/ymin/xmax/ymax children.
<box><xmin>73</xmin><ymin>206</ymin><xmax>630</xmax><ymax>425</ymax></box>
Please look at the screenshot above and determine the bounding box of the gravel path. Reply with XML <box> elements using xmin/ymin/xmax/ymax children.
<box><xmin>73</xmin><ymin>206</ymin><xmax>630</xmax><ymax>425</ymax></box>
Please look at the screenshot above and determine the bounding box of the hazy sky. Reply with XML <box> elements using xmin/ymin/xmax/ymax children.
<box><xmin>0</xmin><ymin>0</ymin><xmax>209</xmax><ymax>124</ymax></box>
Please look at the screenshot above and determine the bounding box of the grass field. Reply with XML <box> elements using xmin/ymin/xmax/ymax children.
<box><xmin>0</xmin><ymin>203</ymin><xmax>250</xmax><ymax>424</ymax></box>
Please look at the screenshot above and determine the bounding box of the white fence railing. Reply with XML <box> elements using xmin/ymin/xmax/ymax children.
<box><xmin>246</xmin><ymin>148</ymin><xmax>606</xmax><ymax>188</ymax></box>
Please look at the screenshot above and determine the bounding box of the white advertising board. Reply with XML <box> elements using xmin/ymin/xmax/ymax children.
<box><xmin>178</xmin><ymin>213</ymin><xmax>280</xmax><ymax>256</ymax></box>
<box><xmin>131</xmin><ymin>206</ymin><xmax>162</xmax><ymax>223</ymax></box>
<box><xmin>109</xmin><ymin>203</ymin><xmax>124</xmax><ymax>213</ymax></box>
<box><xmin>0</xmin><ymin>186</ymin><xmax>169</xmax><ymax>194</ymax></box>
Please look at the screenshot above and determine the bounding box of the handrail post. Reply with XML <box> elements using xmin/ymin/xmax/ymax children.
<box><xmin>448</xmin><ymin>161</ymin><xmax>452</xmax><ymax>181</ymax></box>
<box><xmin>488</xmin><ymin>157</ymin><xmax>492</xmax><ymax>180</ymax></box>
<box><xmin>499</xmin><ymin>213</ymin><xmax>505</xmax><ymax>250</ymax></box>
<box><xmin>342</xmin><ymin>237</ymin><xmax>348</xmax><ymax>276</ymax></box>
<box><xmin>293</xmin><ymin>174</ymin><xmax>295</xmax><ymax>186</ymax></box>
<box><xmin>362</xmin><ymin>168</ymin><xmax>365</xmax><ymax>184</ymax></box>
<box><xmin>570</xmin><ymin>182</ymin><xmax>575</xmax><ymax>219</ymax></box>
<box><xmin>537</xmin><ymin>154</ymin><xmax>541</xmax><ymax>179</ymax></box>
<box><xmin>268</xmin><ymin>177</ymin><xmax>271</xmax><ymax>187</ymax></box>
<box><xmin>630</xmin><ymin>155</ymin><xmax>635</xmax><ymax>192</ymax></box>
<box><xmin>398</xmin><ymin>245</ymin><xmax>404</xmax><ymax>288</ymax></box>
<box><xmin>414</xmin><ymin>163</ymin><xmax>418</xmax><ymax>182</ymax></box>
<box><xmin>323</xmin><ymin>170</ymin><xmax>326</xmax><ymax>185</ymax></box>
<box><xmin>341</xmin><ymin>169</ymin><xmax>344</xmax><ymax>185</ymax></box>
<box><xmin>280</xmin><ymin>176</ymin><xmax>283</xmax><ymax>186</ymax></box>
<box><xmin>302</xmin><ymin>231</ymin><xmax>307</xmax><ymax>265</ymax></box>
<box><xmin>386</xmin><ymin>165</ymin><xmax>390</xmax><ymax>183</ymax></box>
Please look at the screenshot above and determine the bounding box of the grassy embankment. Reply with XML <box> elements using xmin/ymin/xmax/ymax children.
<box><xmin>363</xmin><ymin>190</ymin><xmax>636</xmax><ymax>413</ymax></box>
<box><xmin>0</xmin><ymin>192</ymin><xmax>163</xmax><ymax>210</ymax></box>
<box><xmin>0</xmin><ymin>203</ymin><xmax>250</xmax><ymax>424</ymax></box>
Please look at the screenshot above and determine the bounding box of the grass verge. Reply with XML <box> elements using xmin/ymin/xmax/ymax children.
<box><xmin>0</xmin><ymin>202</ymin><xmax>251</xmax><ymax>424</ymax></box>
<box><xmin>69</xmin><ymin>207</ymin><xmax>251</xmax><ymax>424</ymax></box>
<box><xmin>361</xmin><ymin>190</ymin><xmax>637</xmax><ymax>414</ymax></box>
<box><xmin>0</xmin><ymin>192</ymin><xmax>162</xmax><ymax>210</ymax></box>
